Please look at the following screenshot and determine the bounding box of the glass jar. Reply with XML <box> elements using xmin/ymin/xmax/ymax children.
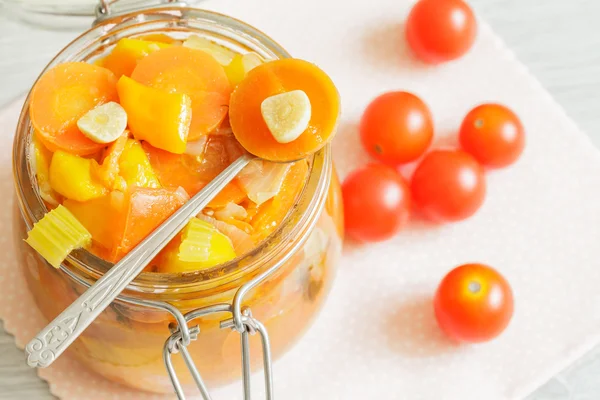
<box><xmin>12</xmin><ymin>5</ymin><xmax>344</xmax><ymax>394</ymax></box>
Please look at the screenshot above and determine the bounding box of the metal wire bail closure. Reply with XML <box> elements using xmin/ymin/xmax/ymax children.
<box><xmin>154</xmin><ymin>176</ymin><xmax>321</xmax><ymax>399</ymax></box>
<box><xmin>95</xmin><ymin>0</ymin><xmax>184</xmax><ymax>23</ymax></box>
<box><xmin>163</xmin><ymin>304</ymin><xmax>274</xmax><ymax>400</ymax></box>
<box><xmin>156</xmin><ymin>216</ymin><xmax>317</xmax><ymax>400</ymax></box>
<box><xmin>158</xmin><ymin>239</ymin><xmax>305</xmax><ymax>400</ymax></box>
<box><xmin>150</xmin><ymin>177</ymin><xmax>323</xmax><ymax>399</ymax></box>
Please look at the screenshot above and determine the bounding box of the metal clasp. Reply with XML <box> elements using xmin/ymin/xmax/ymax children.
<box><xmin>150</xmin><ymin>194</ymin><xmax>320</xmax><ymax>398</ymax></box>
<box><xmin>94</xmin><ymin>0</ymin><xmax>184</xmax><ymax>24</ymax></box>
<box><xmin>163</xmin><ymin>305</ymin><xmax>274</xmax><ymax>400</ymax></box>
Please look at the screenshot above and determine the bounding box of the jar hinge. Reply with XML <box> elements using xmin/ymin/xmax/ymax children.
<box><xmin>117</xmin><ymin>293</ymin><xmax>274</xmax><ymax>399</ymax></box>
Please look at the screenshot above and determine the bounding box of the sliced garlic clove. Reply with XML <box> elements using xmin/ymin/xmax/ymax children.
<box><xmin>261</xmin><ymin>90</ymin><xmax>311</xmax><ymax>144</ymax></box>
<box><xmin>77</xmin><ymin>102</ymin><xmax>128</xmax><ymax>144</ymax></box>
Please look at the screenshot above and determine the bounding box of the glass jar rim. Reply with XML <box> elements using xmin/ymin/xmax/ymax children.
<box><xmin>12</xmin><ymin>6</ymin><xmax>333</xmax><ymax>298</ymax></box>
<box><xmin>1</xmin><ymin>0</ymin><xmax>198</xmax><ymax>14</ymax></box>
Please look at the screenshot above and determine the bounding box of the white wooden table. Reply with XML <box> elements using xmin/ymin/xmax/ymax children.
<box><xmin>1</xmin><ymin>1</ymin><xmax>599</xmax><ymax>398</ymax></box>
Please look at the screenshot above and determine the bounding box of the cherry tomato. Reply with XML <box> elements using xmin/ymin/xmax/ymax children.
<box><xmin>406</xmin><ymin>0</ymin><xmax>477</xmax><ymax>64</ymax></box>
<box><xmin>459</xmin><ymin>104</ymin><xmax>525</xmax><ymax>168</ymax></box>
<box><xmin>360</xmin><ymin>92</ymin><xmax>433</xmax><ymax>165</ymax></box>
<box><xmin>342</xmin><ymin>163</ymin><xmax>411</xmax><ymax>242</ymax></box>
<box><xmin>434</xmin><ymin>263</ymin><xmax>514</xmax><ymax>343</ymax></box>
<box><xmin>411</xmin><ymin>149</ymin><xmax>486</xmax><ymax>222</ymax></box>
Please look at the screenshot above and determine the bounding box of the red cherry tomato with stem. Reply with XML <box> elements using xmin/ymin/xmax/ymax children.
<box><xmin>411</xmin><ymin>149</ymin><xmax>486</xmax><ymax>222</ymax></box>
<box><xmin>434</xmin><ymin>263</ymin><xmax>514</xmax><ymax>343</ymax></box>
<box><xmin>459</xmin><ymin>104</ymin><xmax>525</xmax><ymax>168</ymax></box>
<box><xmin>406</xmin><ymin>0</ymin><xmax>477</xmax><ymax>64</ymax></box>
<box><xmin>360</xmin><ymin>91</ymin><xmax>433</xmax><ymax>165</ymax></box>
<box><xmin>342</xmin><ymin>163</ymin><xmax>411</xmax><ymax>242</ymax></box>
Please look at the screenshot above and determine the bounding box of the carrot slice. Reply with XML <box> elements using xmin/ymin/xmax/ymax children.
<box><xmin>136</xmin><ymin>33</ymin><xmax>182</xmax><ymax>45</ymax></box>
<box><xmin>143</xmin><ymin>135</ymin><xmax>245</xmax><ymax>196</ymax></box>
<box><xmin>251</xmin><ymin>160</ymin><xmax>309</xmax><ymax>240</ymax></box>
<box><xmin>143</xmin><ymin>143</ymin><xmax>206</xmax><ymax>195</ymax></box>
<box><xmin>33</xmin><ymin>129</ymin><xmax>58</xmax><ymax>153</ymax></box>
<box><xmin>327</xmin><ymin>166</ymin><xmax>345</xmax><ymax>238</ymax></box>
<box><xmin>29</xmin><ymin>62</ymin><xmax>119</xmax><ymax>156</ymax></box>
<box><xmin>101</xmin><ymin>38</ymin><xmax>170</xmax><ymax>78</ymax></box>
<box><xmin>131</xmin><ymin>46</ymin><xmax>232</xmax><ymax>141</ymax></box>
<box><xmin>229</xmin><ymin>59</ymin><xmax>340</xmax><ymax>162</ymax></box>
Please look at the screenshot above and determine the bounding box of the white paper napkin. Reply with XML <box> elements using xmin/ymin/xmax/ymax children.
<box><xmin>194</xmin><ymin>0</ymin><xmax>600</xmax><ymax>399</ymax></box>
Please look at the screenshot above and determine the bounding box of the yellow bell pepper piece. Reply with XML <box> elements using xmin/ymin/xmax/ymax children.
<box><xmin>119</xmin><ymin>139</ymin><xmax>161</xmax><ymax>189</ymax></box>
<box><xmin>31</xmin><ymin>134</ymin><xmax>61</xmax><ymax>206</ymax></box>
<box><xmin>225</xmin><ymin>52</ymin><xmax>264</xmax><ymax>86</ymax></box>
<box><xmin>225</xmin><ymin>55</ymin><xmax>245</xmax><ymax>87</ymax></box>
<box><xmin>102</xmin><ymin>38</ymin><xmax>170</xmax><ymax>78</ymax></box>
<box><xmin>63</xmin><ymin>193</ymin><xmax>121</xmax><ymax>251</ymax></box>
<box><xmin>117</xmin><ymin>76</ymin><xmax>192</xmax><ymax>154</ymax></box>
<box><xmin>49</xmin><ymin>151</ymin><xmax>107</xmax><ymax>202</ymax></box>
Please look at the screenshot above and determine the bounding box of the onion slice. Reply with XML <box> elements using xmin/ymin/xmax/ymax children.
<box><xmin>237</xmin><ymin>160</ymin><xmax>290</xmax><ymax>205</ymax></box>
<box><xmin>197</xmin><ymin>214</ymin><xmax>255</xmax><ymax>255</ymax></box>
<box><xmin>184</xmin><ymin>135</ymin><xmax>209</xmax><ymax>156</ymax></box>
<box><xmin>214</xmin><ymin>202</ymin><xmax>248</xmax><ymax>220</ymax></box>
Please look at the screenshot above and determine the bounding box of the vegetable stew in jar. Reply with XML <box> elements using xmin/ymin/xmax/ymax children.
<box><xmin>12</xmin><ymin>6</ymin><xmax>343</xmax><ymax>394</ymax></box>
